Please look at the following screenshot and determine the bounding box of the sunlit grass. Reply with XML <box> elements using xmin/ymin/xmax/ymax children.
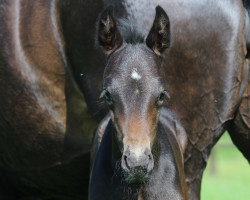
<box><xmin>201</xmin><ymin>133</ymin><xmax>250</xmax><ymax>200</ymax></box>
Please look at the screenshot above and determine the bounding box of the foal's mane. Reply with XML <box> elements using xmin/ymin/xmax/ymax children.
<box><xmin>118</xmin><ymin>19</ymin><xmax>145</xmax><ymax>44</ymax></box>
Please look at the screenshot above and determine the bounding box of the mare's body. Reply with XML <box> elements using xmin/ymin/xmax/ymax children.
<box><xmin>0</xmin><ymin>0</ymin><xmax>97</xmax><ymax>199</ymax></box>
<box><xmin>90</xmin><ymin>109</ymin><xmax>188</xmax><ymax>200</ymax></box>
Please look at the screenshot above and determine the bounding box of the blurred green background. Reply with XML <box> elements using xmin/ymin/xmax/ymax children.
<box><xmin>201</xmin><ymin>133</ymin><xmax>250</xmax><ymax>200</ymax></box>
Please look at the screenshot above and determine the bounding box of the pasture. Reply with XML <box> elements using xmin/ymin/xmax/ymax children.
<box><xmin>201</xmin><ymin>133</ymin><xmax>250</xmax><ymax>200</ymax></box>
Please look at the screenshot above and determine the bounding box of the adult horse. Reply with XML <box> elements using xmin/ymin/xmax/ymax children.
<box><xmin>60</xmin><ymin>0</ymin><xmax>250</xmax><ymax>199</ymax></box>
<box><xmin>0</xmin><ymin>0</ymin><xmax>249</xmax><ymax>200</ymax></box>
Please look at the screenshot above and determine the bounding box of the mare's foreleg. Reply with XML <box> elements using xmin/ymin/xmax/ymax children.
<box><xmin>228</xmin><ymin>60</ymin><xmax>250</xmax><ymax>162</ymax></box>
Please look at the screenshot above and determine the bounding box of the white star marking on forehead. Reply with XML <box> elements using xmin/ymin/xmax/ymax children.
<box><xmin>131</xmin><ymin>68</ymin><xmax>141</xmax><ymax>80</ymax></box>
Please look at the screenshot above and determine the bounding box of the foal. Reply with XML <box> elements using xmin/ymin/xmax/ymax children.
<box><xmin>89</xmin><ymin>6</ymin><xmax>189</xmax><ymax>200</ymax></box>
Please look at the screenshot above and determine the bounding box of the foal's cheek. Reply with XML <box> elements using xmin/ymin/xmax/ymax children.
<box><xmin>110</xmin><ymin>110</ymin><xmax>124</xmax><ymax>150</ymax></box>
<box><xmin>147</xmin><ymin>108</ymin><xmax>160</xmax><ymax>142</ymax></box>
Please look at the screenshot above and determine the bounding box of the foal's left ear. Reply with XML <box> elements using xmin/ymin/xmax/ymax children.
<box><xmin>146</xmin><ymin>6</ymin><xmax>171</xmax><ymax>56</ymax></box>
<box><xmin>97</xmin><ymin>6</ymin><xmax>123</xmax><ymax>54</ymax></box>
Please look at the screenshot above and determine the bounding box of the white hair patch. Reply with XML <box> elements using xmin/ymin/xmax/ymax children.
<box><xmin>131</xmin><ymin>68</ymin><xmax>141</xmax><ymax>80</ymax></box>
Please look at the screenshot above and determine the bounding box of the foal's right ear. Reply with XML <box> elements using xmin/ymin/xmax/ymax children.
<box><xmin>97</xmin><ymin>6</ymin><xmax>123</xmax><ymax>54</ymax></box>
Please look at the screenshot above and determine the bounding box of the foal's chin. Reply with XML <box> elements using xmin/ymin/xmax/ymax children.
<box><xmin>123</xmin><ymin>170</ymin><xmax>151</xmax><ymax>186</ymax></box>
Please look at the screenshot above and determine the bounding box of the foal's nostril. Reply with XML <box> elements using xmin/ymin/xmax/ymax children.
<box><xmin>146</xmin><ymin>153</ymin><xmax>154</xmax><ymax>172</ymax></box>
<box><xmin>121</xmin><ymin>154</ymin><xmax>131</xmax><ymax>172</ymax></box>
<box><xmin>124</xmin><ymin>155</ymin><xmax>130</xmax><ymax>170</ymax></box>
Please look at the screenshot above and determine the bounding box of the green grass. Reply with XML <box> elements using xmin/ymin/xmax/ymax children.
<box><xmin>201</xmin><ymin>133</ymin><xmax>250</xmax><ymax>200</ymax></box>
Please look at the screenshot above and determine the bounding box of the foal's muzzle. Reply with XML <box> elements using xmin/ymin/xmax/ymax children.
<box><xmin>121</xmin><ymin>148</ymin><xmax>154</xmax><ymax>183</ymax></box>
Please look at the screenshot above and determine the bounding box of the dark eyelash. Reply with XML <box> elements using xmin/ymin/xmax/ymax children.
<box><xmin>162</xmin><ymin>91</ymin><xmax>170</xmax><ymax>99</ymax></box>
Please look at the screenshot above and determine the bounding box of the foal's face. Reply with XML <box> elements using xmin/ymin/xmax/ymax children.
<box><xmin>97</xmin><ymin>6</ymin><xmax>171</xmax><ymax>184</ymax></box>
<box><xmin>103</xmin><ymin>45</ymin><xmax>168</xmax><ymax>182</ymax></box>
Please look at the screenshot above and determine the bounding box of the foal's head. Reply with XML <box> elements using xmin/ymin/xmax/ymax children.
<box><xmin>97</xmin><ymin>6</ymin><xmax>171</xmax><ymax>184</ymax></box>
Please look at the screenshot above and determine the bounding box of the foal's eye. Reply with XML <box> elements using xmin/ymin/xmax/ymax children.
<box><xmin>157</xmin><ymin>91</ymin><xmax>170</xmax><ymax>105</ymax></box>
<box><xmin>100</xmin><ymin>90</ymin><xmax>113</xmax><ymax>105</ymax></box>
<box><xmin>158</xmin><ymin>93</ymin><xmax>166</xmax><ymax>105</ymax></box>
<box><xmin>105</xmin><ymin>92</ymin><xmax>113</xmax><ymax>104</ymax></box>
<box><xmin>158</xmin><ymin>93</ymin><xmax>165</xmax><ymax>102</ymax></box>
